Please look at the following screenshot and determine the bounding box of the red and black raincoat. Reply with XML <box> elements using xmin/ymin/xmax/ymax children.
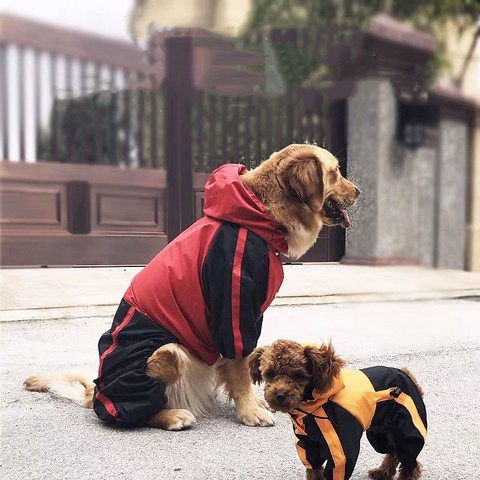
<box><xmin>93</xmin><ymin>164</ymin><xmax>288</xmax><ymax>426</ymax></box>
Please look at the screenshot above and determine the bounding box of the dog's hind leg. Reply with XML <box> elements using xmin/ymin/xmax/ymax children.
<box><xmin>146</xmin><ymin>343</ymin><xmax>219</xmax><ymax>430</ymax></box>
<box><xmin>397</xmin><ymin>462</ymin><xmax>422</xmax><ymax>480</ymax></box>
<box><xmin>368</xmin><ymin>454</ymin><xmax>399</xmax><ymax>480</ymax></box>
<box><xmin>145</xmin><ymin>343</ymin><xmax>188</xmax><ymax>385</ymax></box>
<box><xmin>216</xmin><ymin>357</ymin><xmax>275</xmax><ymax>427</ymax></box>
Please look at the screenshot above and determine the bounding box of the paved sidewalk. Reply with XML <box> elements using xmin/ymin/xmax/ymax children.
<box><xmin>1</xmin><ymin>263</ymin><xmax>479</xmax><ymax>322</ymax></box>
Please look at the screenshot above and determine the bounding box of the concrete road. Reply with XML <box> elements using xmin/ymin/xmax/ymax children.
<box><xmin>1</xmin><ymin>299</ymin><xmax>479</xmax><ymax>480</ymax></box>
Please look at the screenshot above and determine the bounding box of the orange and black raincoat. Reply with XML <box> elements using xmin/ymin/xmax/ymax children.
<box><xmin>289</xmin><ymin>367</ymin><xmax>427</xmax><ymax>480</ymax></box>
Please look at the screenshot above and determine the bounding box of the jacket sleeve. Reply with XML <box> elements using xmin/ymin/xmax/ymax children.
<box><xmin>291</xmin><ymin>408</ymin><xmax>363</xmax><ymax>480</ymax></box>
<box><xmin>290</xmin><ymin>414</ymin><xmax>327</xmax><ymax>471</ymax></box>
<box><xmin>201</xmin><ymin>223</ymin><xmax>269</xmax><ymax>358</ymax></box>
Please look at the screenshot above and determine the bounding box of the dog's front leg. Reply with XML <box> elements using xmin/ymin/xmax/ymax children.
<box><xmin>306</xmin><ymin>468</ymin><xmax>326</xmax><ymax>480</ymax></box>
<box><xmin>216</xmin><ymin>357</ymin><xmax>275</xmax><ymax>427</ymax></box>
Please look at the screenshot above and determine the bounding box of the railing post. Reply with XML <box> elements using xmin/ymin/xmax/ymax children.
<box><xmin>163</xmin><ymin>34</ymin><xmax>194</xmax><ymax>241</ymax></box>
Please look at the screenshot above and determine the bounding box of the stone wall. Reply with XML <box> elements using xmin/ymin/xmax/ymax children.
<box><xmin>345</xmin><ymin>78</ymin><xmax>470</xmax><ymax>269</ymax></box>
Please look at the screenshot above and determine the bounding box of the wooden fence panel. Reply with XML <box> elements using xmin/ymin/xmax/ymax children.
<box><xmin>0</xmin><ymin>162</ymin><xmax>167</xmax><ymax>266</ymax></box>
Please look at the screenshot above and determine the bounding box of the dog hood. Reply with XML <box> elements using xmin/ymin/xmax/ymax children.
<box><xmin>299</xmin><ymin>375</ymin><xmax>346</xmax><ymax>411</ymax></box>
<box><xmin>203</xmin><ymin>164</ymin><xmax>288</xmax><ymax>254</ymax></box>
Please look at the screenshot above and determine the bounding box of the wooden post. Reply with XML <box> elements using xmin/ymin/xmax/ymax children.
<box><xmin>163</xmin><ymin>35</ymin><xmax>194</xmax><ymax>241</ymax></box>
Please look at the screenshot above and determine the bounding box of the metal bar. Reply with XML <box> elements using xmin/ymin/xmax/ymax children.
<box><xmin>264</xmin><ymin>98</ymin><xmax>272</xmax><ymax>158</ymax></box>
<box><xmin>208</xmin><ymin>94</ymin><xmax>216</xmax><ymax>172</ymax></box>
<box><xmin>286</xmin><ymin>90</ymin><xmax>294</xmax><ymax>144</ymax></box>
<box><xmin>243</xmin><ymin>96</ymin><xmax>252</xmax><ymax>166</ymax></box>
<box><xmin>232</xmin><ymin>96</ymin><xmax>239</xmax><ymax>159</ymax></box>
<box><xmin>297</xmin><ymin>92</ymin><xmax>306</xmax><ymax>143</ymax></box>
<box><xmin>79</xmin><ymin>61</ymin><xmax>87</xmax><ymax>163</ymax></box>
<box><xmin>49</xmin><ymin>53</ymin><xmax>58</xmax><ymax>161</ymax></box>
<box><xmin>150</xmin><ymin>85</ymin><xmax>158</xmax><ymax>168</ymax></box>
<box><xmin>34</xmin><ymin>49</ymin><xmax>42</xmax><ymax>161</ymax></box>
<box><xmin>221</xmin><ymin>96</ymin><xmax>228</xmax><ymax>166</ymax></box>
<box><xmin>123</xmin><ymin>70</ymin><xmax>131</xmax><ymax>167</ymax></box>
<box><xmin>93</xmin><ymin>63</ymin><xmax>102</xmax><ymax>164</ymax></box>
<box><xmin>197</xmin><ymin>92</ymin><xmax>204</xmax><ymax>171</ymax></box>
<box><xmin>275</xmin><ymin>96</ymin><xmax>283</xmax><ymax>150</ymax></box>
<box><xmin>0</xmin><ymin>44</ymin><xmax>9</xmax><ymax>160</ymax></box>
<box><xmin>65</xmin><ymin>56</ymin><xmax>74</xmax><ymax>163</ymax></box>
<box><xmin>137</xmin><ymin>84</ymin><xmax>145</xmax><ymax>167</ymax></box>
<box><xmin>18</xmin><ymin>46</ymin><xmax>26</xmax><ymax>161</ymax></box>
<box><xmin>108</xmin><ymin>66</ymin><xmax>117</xmax><ymax>165</ymax></box>
<box><xmin>254</xmin><ymin>96</ymin><xmax>262</xmax><ymax>164</ymax></box>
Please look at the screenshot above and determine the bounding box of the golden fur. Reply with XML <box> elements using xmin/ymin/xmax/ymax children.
<box><xmin>249</xmin><ymin>340</ymin><xmax>424</xmax><ymax>480</ymax></box>
<box><xmin>24</xmin><ymin>144</ymin><xmax>359</xmax><ymax>431</ymax></box>
<box><xmin>241</xmin><ymin>143</ymin><xmax>359</xmax><ymax>259</ymax></box>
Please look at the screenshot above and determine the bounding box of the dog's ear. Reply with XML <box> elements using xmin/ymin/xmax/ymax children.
<box><xmin>303</xmin><ymin>343</ymin><xmax>345</xmax><ymax>392</ymax></box>
<box><xmin>248</xmin><ymin>347</ymin><xmax>265</xmax><ymax>384</ymax></box>
<box><xmin>283</xmin><ymin>154</ymin><xmax>324</xmax><ymax>211</ymax></box>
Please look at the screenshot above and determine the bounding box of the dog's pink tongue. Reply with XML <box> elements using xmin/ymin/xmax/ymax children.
<box><xmin>340</xmin><ymin>209</ymin><xmax>351</xmax><ymax>228</ymax></box>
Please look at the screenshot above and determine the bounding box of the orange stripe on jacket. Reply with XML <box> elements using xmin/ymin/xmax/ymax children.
<box><xmin>374</xmin><ymin>387</ymin><xmax>427</xmax><ymax>440</ymax></box>
<box><xmin>291</xmin><ymin>411</ymin><xmax>312</xmax><ymax>469</ymax></box>
<box><xmin>230</xmin><ymin>227</ymin><xmax>248</xmax><ymax>358</ymax></box>
<box><xmin>394</xmin><ymin>392</ymin><xmax>427</xmax><ymax>440</ymax></box>
<box><xmin>315</xmin><ymin>408</ymin><xmax>346</xmax><ymax>480</ymax></box>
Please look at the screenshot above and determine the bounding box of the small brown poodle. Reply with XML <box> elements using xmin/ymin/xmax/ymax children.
<box><xmin>249</xmin><ymin>340</ymin><xmax>427</xmax><ymax>480</ymax></box>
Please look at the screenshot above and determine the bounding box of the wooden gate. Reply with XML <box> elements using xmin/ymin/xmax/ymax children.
<box><xmin>164</xmin><ymin>32</ymin><xmax>348</xmax><ymax>262</ymax></box>
<box><xmin>0</xmin><ymin>15</ymin><xmax>348</xmax><ymax>266</ymax></box>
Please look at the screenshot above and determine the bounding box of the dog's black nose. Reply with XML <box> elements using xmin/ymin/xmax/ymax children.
<box><xmin>276</xmin><ymin>393</ymin><xmax>286</xmax><ymax>404</ymax></box>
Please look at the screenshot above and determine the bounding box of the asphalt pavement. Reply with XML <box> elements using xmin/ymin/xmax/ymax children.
<box><xmin>0</xmin><ymin>266</ymin><xmax>480</xmax><ymax>480</ymax></box>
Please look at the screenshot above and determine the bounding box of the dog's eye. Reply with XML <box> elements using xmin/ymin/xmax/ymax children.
<box><xmin>265</xmin><ymin>370</ymin><xmax>275</xmax><ymax>379</ymax></box>
<box><xmin>293</xmin><ymin>372</ymin><xmax>306</xmax><ymax>381</ymax></box>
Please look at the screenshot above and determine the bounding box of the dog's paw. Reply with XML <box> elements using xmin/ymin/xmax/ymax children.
<box><xmin>148</xmin><ymin>408</ymin><xmax>196</xmax><ymax>430</ymax></box>
<box><xmin>165</xmin><ymin>409</ymin><xmax>196</xmax><ymax>431</ymax></box>
<box><xmin>255</xmin><ymin>396</ymin><xmax>273</xmax><ymax>411</ymax></box>
<box><xmin>237</xmin><ymin>404</ymin><xmax>276</xmax><ymax>427</ymax></box>
<box><xmin>367</xmin><ymin>468</ymin><xmax>391</xmax><ymax>480</ymax></box>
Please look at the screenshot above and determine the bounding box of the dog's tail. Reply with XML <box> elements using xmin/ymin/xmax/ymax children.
<box><xmin>24</xmin><ymin>373</ymin><xmax>94</xmax><ymax>408</ymax></box>
<box><xmin>401</xmin><ymin>367</ymin><xmax>424</xmax><ymax>397</ymax></box>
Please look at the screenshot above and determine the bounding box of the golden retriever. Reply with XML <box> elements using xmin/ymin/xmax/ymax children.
<box><xmin>24</xmin><ymin>143</ymin><xmax>359</xmax><ymax>431</ymax></box>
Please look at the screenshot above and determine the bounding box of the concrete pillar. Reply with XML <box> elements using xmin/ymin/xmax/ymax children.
<box><xmin>345</xmin><ymin>78</ymin><xmax>421</xmax><ymax>264</ymax></box>
<box><xmin>436</xmin><ymin>118</ymin><xmax>469</xmax><ymax>269</ymax></box>
<box><xmin>413</xmin><ymin>146</ymin><xmax>437</xmax><ymax>267</ymax></box>
<box><xmin>346</xmin><ymin>77</ymin><xmax>471</xmax><ymax>268</ymax></box>
<box><xmin>468</xmin><ymin>110</ymin><xmax>480</xmax><ymax>272</ymax></box>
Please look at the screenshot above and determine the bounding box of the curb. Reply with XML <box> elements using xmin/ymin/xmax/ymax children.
<box><xmin>2</xmin><ymin>289</ymin><xmax>479</xmax><ymax>323</ymax></box>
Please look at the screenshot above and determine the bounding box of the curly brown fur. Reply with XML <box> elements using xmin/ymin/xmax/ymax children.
<box><xmin>401</xmin><ymin>367</ymin><xmax>424</xmax><ymax>397</ymax></box>
<box><xmin>306</xmin><ymin>468</ymin><xmax>326</xmax><ymax>480</ymax></box>
<box><xmin>398</xmin><ymin>462</ymin><xmax>422</xmax><ymax>480</ymax></box>
<box><xmin>368</xmin><ymin>454</ymin><xmax>399</xmax><ymax>480</ymax></box>
<box><xmin>248</xmin><ymin>339</ymin><xmax>345</xmax><ymax>413</ymax></box>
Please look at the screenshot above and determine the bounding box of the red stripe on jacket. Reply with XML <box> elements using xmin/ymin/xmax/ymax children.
<box><xmin>95</xmin><ymin>391</ymin><xmax>120</xmax><ymax>421</ymax></box>
<box><xmin>97</xmin><ymin>305</ymin><xmax>136</xmax><ymax>379</ymax></box>
<box><xmin>95</xmin><ymin>305</ymin><xmax>136</xmax><ymax>420</ymax></box>
<box><xmin>230</xmin><ymin>227</ymin><xmax>248</xmax><ymax>358</ymax></box>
